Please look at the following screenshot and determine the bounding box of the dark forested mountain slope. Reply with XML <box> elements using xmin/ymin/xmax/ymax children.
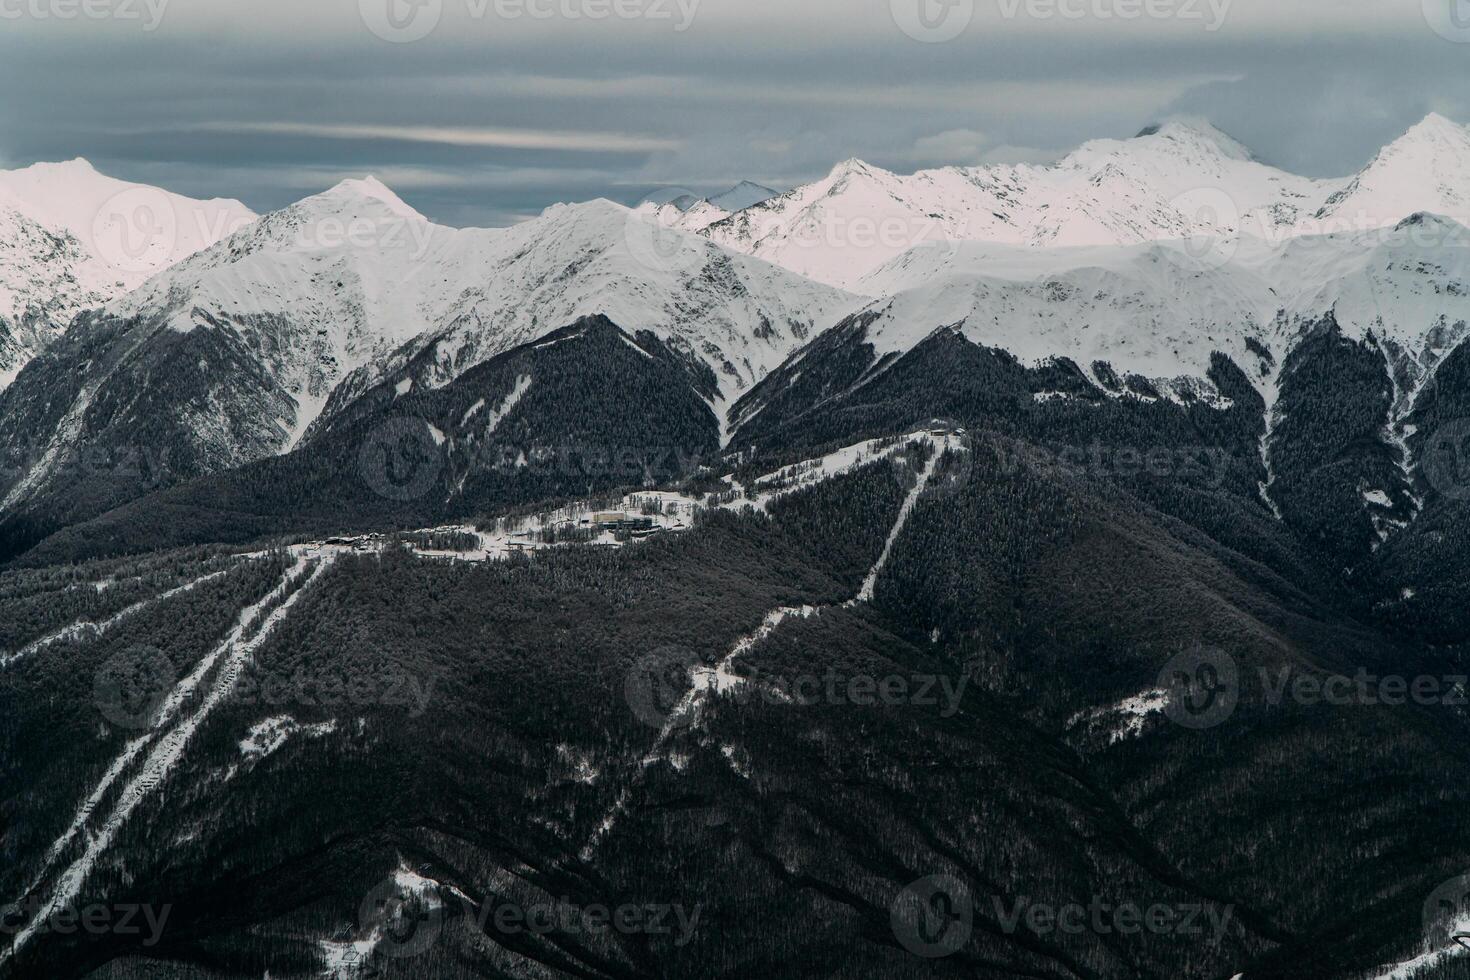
<box><xmin>13</xmin><ymin>316</ymin><xmax>720</xmax><ymax>566</ymax></box>
<box><xmin>3</xmin><ymin>437</ymin><xmax>1467</xmax><ymax>980</ymax></box>
<box><xmin>0</xmin><ymin>307</ymin><xmax>309</xmax><ymax>562</ymax></box>
<box><xmin>729</xmin><ymin>304</ymin><xmax>1470</xmax><ymax>646</ymax></box>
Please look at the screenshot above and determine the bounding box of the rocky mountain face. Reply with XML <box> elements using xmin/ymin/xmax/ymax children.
<box><xmin>0</xmin><ymin>204</ymin><xmax>107</xmax><ymax>388</ymax></box>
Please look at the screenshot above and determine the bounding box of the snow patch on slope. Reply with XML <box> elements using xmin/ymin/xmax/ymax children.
<box><xmin>239</xmin><ymin>715</ymin><xmax>338</xmax><ymax>760</ymax></box>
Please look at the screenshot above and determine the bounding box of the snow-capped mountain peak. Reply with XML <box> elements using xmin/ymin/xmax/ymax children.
<box><xmin>689</xmin><ymin>119</ymin><xmax>1323</xmax><ymax>289</ymax></box>
<box><xmin>6</xmin><ymin>155</ymin><xmax>103</xmax><ymax>183</ymax></box>
<box><xmin>359</xmin><ymin>196</ymin><xmax>857</xmax><ymax>419</ymax></box>
<box><xmin>0</xmin><ymin>158</ymin><xmax>254</xmax><ymax>269</ymax></box>
<box><xmin>643</xmin><ymin>196</ymin><xmax>731</xmax><ymax>234</ymax></box>
<box><xmin>644</xmin><ymin>182</ymin><xmax>782</xmax><ymax>236</ymax></box>
<box><xmin>112</xmin><ymin>175</ymin><xmax>452</xmax><ymax>358</ymax></box>
<box><xmin>1125</xmin><ymin>116</ymin><xmax>1256</xmax><ymax>162</ymax></box>
<box><xmin>1400</xmin><ymin>110</ymin><xmax>1468</xmax><ymax>141</ymax></box>
<box><xmin>1357</xmin><ymin>112</ymin><xmax>1470</xmax><ymax>179</ymax></box>
<box><xmin>93</xmin><ymin>187</ymin><xmax>852</xmax><ymax>454</ymax></box>
<box><xmin>827</xmin><ymin>157</ymin><xmax>882</xmax><ymax>180</ymax></box>
<box><xmin>1313</xmin><ymin>113</ymin><xmax>1470</xmax><ymax>230</ymax></box>
<box><xmin>0</xmin><ymin>158</ymin><xmax>255</xmax><ymax>386</ymax></box>
<box><xmin>313</xmin><ymin>176</ymin><xmax>427</xmax><ymax>223</ymax></box>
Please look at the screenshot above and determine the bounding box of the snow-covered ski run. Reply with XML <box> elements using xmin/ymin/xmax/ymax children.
<box><xmin>4</xmin><ymin>427</ymin><xmax>962</xmax><ymax>966</ymax></box>
<box><xmin>2</xmin><ymin>555</ymin><xmax>331</xmax><ymax>963</ymax></box>
<box><xmin>581</xmin><ymin>438</ymin><xmax>959</xmax><ymax>860</ymax></box>
<box><xmin>0</xmin><ymin>568</ymin><xmax>234</xmax><ymax>670</ymax></box>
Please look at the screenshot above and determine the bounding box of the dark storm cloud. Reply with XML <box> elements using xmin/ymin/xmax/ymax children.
<box><xmin>0</xmin><ymin>0</ymin><xmax>1464</xmax><ymax>226</ymax></box>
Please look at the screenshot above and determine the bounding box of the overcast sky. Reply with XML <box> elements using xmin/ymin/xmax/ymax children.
<box><xmin>1</xmin><ymin>0</ymin><xmax>1467</xmax><ymax>226</ymax></box>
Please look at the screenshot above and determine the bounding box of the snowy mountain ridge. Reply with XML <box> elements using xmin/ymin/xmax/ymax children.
<box><xmin>373</xmin><ymin>197</ymin><xmax>855</xmax><ymax>413</ymax></box>
<box><xmin>848</xmin><ymin>207</ymin><xmax>1470</xmax><ymax>413</ymax></box>
<box><xmin>643</xmin><ymin>181</ymin><xmax>780</xmax><ymax>236</ymax></box>
<box><xmin>1311</xmin><ymin>113</ymin><xmax>1470</xmax><ymax>234</ymax></box>
<box><xmin>4</xmin><ymin>114</ymin><xmax>1470</xmax><ymax>534</ymax></box>
<box><xmin>0</xmin><ymin>158</ymin><xmax>255</xmax><ymax>386</ymax></box>
<box><xmin>677</xmin><ymin>115</ymin><xmax>1470</xmax><ymax>294</ymax></box>
<box><xmin>0</xmin><ymin>171</ymin><xmax>854</xmax><ymax>534</ymax></box>
<box><xmin>109</xmin><ymin>187</ymin><xmax>856</xmax><ymax>447</ymax></box>
<box><xmin>668</xmin><ymin>118</ymin><xmax>1327</xmax><ymax>291</ymax></box>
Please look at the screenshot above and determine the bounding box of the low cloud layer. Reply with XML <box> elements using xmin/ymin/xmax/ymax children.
<box><xmin>0</xmin><ymin>0</ymin><xmax>1465</xmax><ymax>226</ymax></box>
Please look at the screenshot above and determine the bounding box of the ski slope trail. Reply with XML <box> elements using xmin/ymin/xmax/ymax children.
<box><xmin>582</xmin><ymin>437</ymin><xmax>959</xmax><ymax>859</ymax></box>
<box><xmin>0</xmin><ymin>568</ymin><xmax>234</xmax><ymax>670</ymax></box>
<box><xmin>852</xmin><ymin>448</ymin><xmax>943</xmax><ymax>604</ymax></box>
<box><xmin>2</xmin><ymin>554</ymin><xmax>333</xmax><ymax>964</ymax></box>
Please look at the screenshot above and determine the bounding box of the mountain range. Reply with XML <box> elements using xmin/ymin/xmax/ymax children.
<box><xmin>5</xmin><ymin>113</ymin><xmax>1470</xmax><ymax>562</ymax></box>
<box><xmin>668</xmin><ymin>113</ymin><xmax>1470</xmax><ymax>291</ymax></box>
<box><xmin>5</xmin><ymin>114</ymin><xmax>1470</xmax><ymax>980</ymax></box>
